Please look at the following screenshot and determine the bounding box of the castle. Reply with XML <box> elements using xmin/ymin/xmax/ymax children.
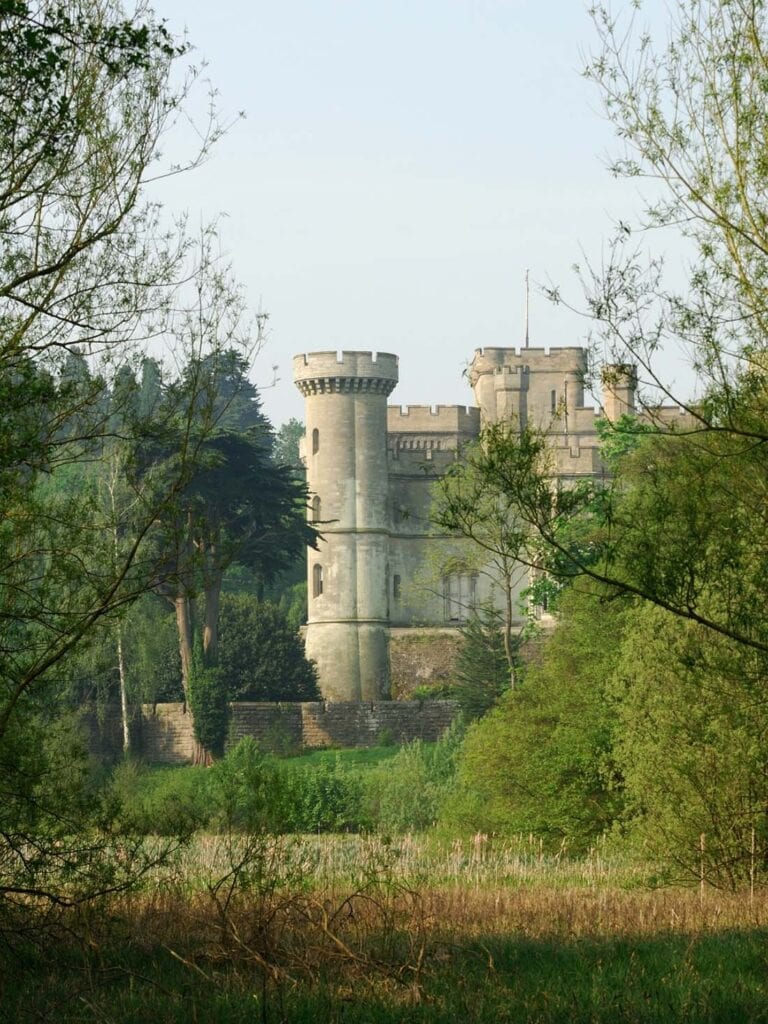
<box><xmin>293</xmin><ymin>345</ymin><xmax>687</xmax><ymax>700</ymax></box>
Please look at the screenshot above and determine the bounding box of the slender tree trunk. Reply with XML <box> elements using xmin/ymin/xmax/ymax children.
<box><xmin>175</xmin><ymin>593</ymin><xmax>194</xmax><ymax>705</ymax></box>
<box><xmin>107</xmin><ymin>456</ymin><xmax>133</xmax><ymax>751</ymax></box>
<box><xmin>503</xmin><ymin>577</ymin><xmax>516</xmax><ymax>691</ymax></box>
<box><xmin>116</xmin><ymin>619</ymin><xmax>131</xmax><ymax>754</ymax></box>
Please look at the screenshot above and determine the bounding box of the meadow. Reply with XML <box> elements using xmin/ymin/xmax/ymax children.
<box><xmin>4</xmin><ymin>752</ymin><xmax>768</xmax><ymax>1024</ymax></box>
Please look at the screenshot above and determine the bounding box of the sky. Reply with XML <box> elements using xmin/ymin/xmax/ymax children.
<box><xmin>151</xmin><ymin>0</ymin><xmax>681</xmax><ymax>428</ymax></box>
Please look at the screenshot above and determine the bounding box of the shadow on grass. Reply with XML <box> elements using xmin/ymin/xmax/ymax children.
<box><xmin>4</xmin><ymin>927</ymin><xmax>768</xmax><ymax>1023</ymax></box>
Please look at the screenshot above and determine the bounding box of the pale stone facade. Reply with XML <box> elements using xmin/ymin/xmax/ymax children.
<box><xmin>294</xmin><ymin>345</ymin><xmax>688</xmax><ymax>701</ymax></box>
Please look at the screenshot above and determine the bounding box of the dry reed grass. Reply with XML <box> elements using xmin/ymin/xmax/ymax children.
<box><xmin>108</xmin><ymin>831</ymin><xmax>768</xmax><ymax>956</ymax></box>
<box><xmin>8</xmin><ymin>836</ymin><xmax>768</xmax><ymax>1022</ymax></box>
<box><xmin>163</xmin><ymin>831</ymin><xmax>650</xmax><ymax>892</ymax></box>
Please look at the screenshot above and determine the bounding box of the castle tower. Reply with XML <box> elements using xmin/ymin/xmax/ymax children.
<box><xmin>293</xmin><ymin>351</ymin><xmax>398</xmax><ymax>701</ymax></box>
<box><xmin>468</xmin><ymin>346</ymin><xmax>589</xmax><ymax>428</ymax></box>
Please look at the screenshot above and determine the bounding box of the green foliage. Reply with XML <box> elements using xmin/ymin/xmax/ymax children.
<box><xmin>104</xmin><ymin>738</ymin><xmax>469</xmax><ymax>838</ymax></box>
<box><xmin>123</xmin><ymin>596</ymin><xmax>182</xmax><ymax>703</ymax></box>
<box><xmin>367</xmin><ymin>720</ymin><xmax>465</xmax><ymax>833</ymax></box>
<box><xmin>281</xmin><ymin>758</ymin><xmax>369</xmax><ymax>833</ymax></box>
<box><xmin>109</xmin><ymin>760</ymin><xmax>211</xmax><ymax>835</ymax></box>
<box><xmin>594</xmin><ymin>414</ymin><xmax>656</xmax><ymax>470</ymax></box>
<box><xmin>218</xmin><ymin>594</ymin><xmax>319</xmax><ymax>701</ymax></box>
<box><xmin>441</xmin><ymin>587</ymin><xmax>628</xmax><ymax>851</ymax></box>
<box><xmin>208</xmin><ymin>738</ymin><xmax>285</xmax><ymax>833</ymax></box>
<box><xmin>452</xmin><ymin>602</ymin><xmax>513</xmax><ymax>717</ymax></box>
<box><xmin>275</xmin><ymin>580</ymin><xmax>308</xmax><ymax>630</ymax></box>
<box><xmin>54</xmin><ymin>594</ymin><xmax>182</xmax><ymax>707</ymax></box>
<box><xmin>432</xmin><ymin>427</ymin><xmax>532</xmax><ymax>677</ymax></box>
<box><xmin>273</xmin><ymin>417</ymin><xmax>306</xmax><ymax>471</ymax></box>
<box><xmin>613</xmin><ymin>605</ymin><xmax>768</xmax><ymax>888</ymax></box>
<box><xmin>187</xmin><ymin>636</ymin><xmax>228</xmax><ymax>759</ymax></box>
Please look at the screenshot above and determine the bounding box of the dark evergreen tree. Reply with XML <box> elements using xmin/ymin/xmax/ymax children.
<box><xmin>218</xmin><ymin>595</ymin><xmax>318</xmax><ymax>702</ymax></box>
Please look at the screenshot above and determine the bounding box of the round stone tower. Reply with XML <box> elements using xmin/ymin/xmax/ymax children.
<box><xmin>293</xmin><ymin>351</ymin><xmax>398</xmax><ymax>701</ymax></box>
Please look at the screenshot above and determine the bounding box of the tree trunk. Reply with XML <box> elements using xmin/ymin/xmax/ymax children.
<box><xmin>192</xmin><ymin>740</ymin><xmax>213</xmax><ymax>767</ymax></box>
<box><xmin>503</xmin><ymin>578</ymin><xmax>516</xmax><ymax>691</ymax></box>
<box><xmin>202</xmin><ymin>571</ymin><xmax>222</xmax><ymax>665</ymax></box>
<box><xmin>175</xmin><ymin>594</ymin><xmax>194</xmax><ymax>705</ymax></box>
<box><xmin>116</xmin><ymin>620</ymin><xmax>131</xmax><ymax>754</ymax></box>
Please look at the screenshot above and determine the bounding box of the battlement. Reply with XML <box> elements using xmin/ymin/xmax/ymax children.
<box><xmin>387</xmin><ymin>445</ymin><xmax>459</xmax><ymax>470</ymax></box>
<box><xmin>469</xmin><ymin>345</ymin><xmax>588</xmax><ymax>383</ymax></box>
<box><xmin>387</xmin><ymin>404</ymin><xmax>480</xmax><ymax>435</ymax></box>
<box><xmin>293</xmin><ymin>351</ymin><xmax>399</xmax><ymax>397</ymax></box>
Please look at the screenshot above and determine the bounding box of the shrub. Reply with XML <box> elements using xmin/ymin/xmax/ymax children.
<box><xmin>109</xmin><ymin>760</ymin><xmax>212</xmax><ymax>835</ymax></box>
<box><xmin>366</xmin><ymin>720</ymin><xmax>465</xmax><ymax>832</ymax></box>
<box><xmin>280</xmin><ymin>759</ymin><xmax>370</xmax><ymax>833</ymax></box>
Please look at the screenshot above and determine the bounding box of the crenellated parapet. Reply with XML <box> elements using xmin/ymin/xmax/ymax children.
<box><xmin>468</xmin><ymin>346</ymin><xmax>588</xmax><ymax>385</ymax></box>
<box><xmin>293</xmin><ymin>351</ymin><xmax>398</xmax><ymax>397</ymax></box>
<box><xmin>387</xmin><ymin>404</ymin><xmax>480</xmax><ymax>436</ymax></box>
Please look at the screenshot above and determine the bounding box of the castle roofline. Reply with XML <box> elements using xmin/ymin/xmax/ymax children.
<box><xmin>387</xmin><ymin>404</ymin><xmax>480</xmax><ymax>434</ymax></box>
<box><xmin>293</xmin><ymin>350</ymin><xmax>398</xmax><ymax>380</ymax></box>
<box><xmin>293</xmin><ymin>350</ymin><xmax>399</xmax><ymax>397</ymax></box>
<box><xmin>473</xmin><ymin>345</ymin><xmax>586</xmax><ymax>358</ymax></box>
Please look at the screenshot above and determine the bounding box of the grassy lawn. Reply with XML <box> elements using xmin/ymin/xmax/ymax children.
<box><xmin>272</xmin><ymin>743</ymin><xmax>402</xmax><ymax>770</ymax></box>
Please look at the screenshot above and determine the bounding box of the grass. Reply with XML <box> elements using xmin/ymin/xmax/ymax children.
<box><xmin>274</xmin><ymin>745</ymin><xmax>401</xmax><ymax>771</ymax></box>
<box><xmin>4</xmin><ymin>834</ymin><xmax>768</xmax><ymax>1022</ymax></box>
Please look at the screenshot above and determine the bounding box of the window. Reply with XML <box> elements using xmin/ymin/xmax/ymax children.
<box><xmin>393</xmin><ymin>574</ymin><xmax>401</xmax><ymax>600</ymax></box>
<box><xmin>311</xmin><ymin>495</ymin><xmax>321</xmax><ymax>523</ymax></box>
<box><xmin>443</xmin><ymin>573</ymin><xmax>477</xmax><ymax>622</ymax></box>
<box><xmin>312</xmin><ymin>427</ymin><xmax>319</xmax><ymax>455</ymax></box>
<box><xmin>550</xmin><ymin>389</ymin><xmax>557</xmax><ymax>413</ymax></box>
<box><xmin>312</xmin><ymin>563</ymin><xmax>324</xmax><ymax>597</ymax></box>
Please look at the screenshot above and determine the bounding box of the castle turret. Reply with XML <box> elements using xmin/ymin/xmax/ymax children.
<box><xmin>469</xmin><ymin>346</ymin><xmax>589</xmax><ymax>428</ymax></box>
<box><xmin>293</xmin><ymin>351</ymin><xmax>398</xmax><ymax>701</ymax></box>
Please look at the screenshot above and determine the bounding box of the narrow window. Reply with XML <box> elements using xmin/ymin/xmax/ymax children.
<box><xmin>311</xmin><ymin>495</ymin><xmax>321</xmax><ymax>523</ymax></box>
<box><xmin>312</xmin><ymin>427</ymin><xmax>319</xmax><ymax>454</ymax></box>
<box><xmin>443</xmin><ymin>575</ymin><xmax>460</xmax><ymax>622</ymax></box>
<box><xmin>468</xmin><ymin>573</ymin><xmax>478</xmax><ymax>612</ymax></box>
<box><xmin>313</xmin><ymin>563</ymin><xmax>324</xmax><ymax>597</ymax></box>
<box><xmin>550</xmin><ymin>389</ymin><xmax>557</xmax><ymax>413</ymax></box>
<box><xmin>393</xmin><ymin>574</ymin><xmax>401</xmax><ymax>600</ymax></box>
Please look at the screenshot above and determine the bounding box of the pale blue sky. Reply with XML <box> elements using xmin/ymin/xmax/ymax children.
<box><xmin>152</xmin><ymin>0</ymin><xmax>680</xmax><ymax>426</ymax></box>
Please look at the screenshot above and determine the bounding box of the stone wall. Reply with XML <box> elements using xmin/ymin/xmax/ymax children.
<box><xmin>84</xmin><ymin>700</ymin><xmax>459</xmax><ymax>764</ymax></box>
<box><xmin>389</xmin><ymin>628</ymin><xmax>462</xmax><ymax>699</ymax></box>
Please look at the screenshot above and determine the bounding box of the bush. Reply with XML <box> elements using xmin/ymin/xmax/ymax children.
<box><xmin>366</xmin><ymin>720</ymin><xmax>465</xmax><ymax>832</ymax></box>
<box><xmin>109</xmin><ymin>760</ymin><xmax>212</xmax><ymax>835</ymax></box>
<box><xmin>280</xmin><ymin>759</ymin><xmax>370</xmax><ymax>833</ymax></box>
<box><xmin>208</xmin><ymin>738</ymin><xmax>286</xmax><ymax>832</ymax></box>
<box><xmin>439</xmin><ymin>586</ymin><xmax>626</xmax><ymax>850</ymax></box>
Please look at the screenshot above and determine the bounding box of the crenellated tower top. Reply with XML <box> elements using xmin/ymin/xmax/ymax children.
<box><xmin>293</xmin><ymin>351</ymin><xmax>399</xmax><ymax>397</ymax></box>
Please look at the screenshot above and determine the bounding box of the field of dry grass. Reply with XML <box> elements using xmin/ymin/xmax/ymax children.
<box><xmin>4</xmin><ymin>834</ymin><xmax>768</xmax><ymax>1023</ymax></box>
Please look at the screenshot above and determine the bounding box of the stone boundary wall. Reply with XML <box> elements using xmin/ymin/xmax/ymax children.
<box><xmin>84</xmin><ymin>700</ymin><xmax>459</xmax><ymax>764</ymax></box>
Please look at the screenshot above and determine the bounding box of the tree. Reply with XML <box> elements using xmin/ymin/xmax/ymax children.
<box><xmin>581</xmin><ymin>0</ymin><xmax>768</xmax><ymax>400</ymax></box>
<box><xmin>463</xmin><ymin>1</ymin><xmax>768</xmax><ymax>661</ymax></box>
<box><xmin>273</xmin><ymin>418</ymin><xmax>306</xmax><ymax>471</ymax></box>
<box><xmin>218</xmin><ymin>595</ymin><xmax>319</xmax><ymax>702</ymax></box>
<box><xmin>613</xmin><ymin>603</ymin><xmax>768</xmax><ymax>889</ymax></box>
<box><xmin>441</xmin><ymin>584</ymin><xmax>628</xmax><ymax>850</ymax></box>
<box><xmin>450</xmin><ymin>602</ymin><xmax>512</xmax><ymax>719</ymax></box>
<box><xmin>0</xmin><ymin>0</ymin><xmax>235</xmax><ymax>926</ymax></box>
<box><xmin>432</xmin><ymin>428</ymin><xmax>532</xmax><ymax>688</ymax></box>
<box><xmin>152</xmin><ymin>349</ymin><xmax>318</xmax><ymax>760</ymax></box>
